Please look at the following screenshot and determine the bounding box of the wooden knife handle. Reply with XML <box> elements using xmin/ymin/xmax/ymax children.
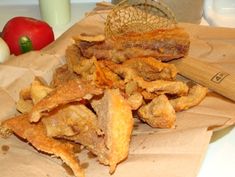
<box><xmin>170</xmin><ymin>57</ymin><xmax>235</xmax><ymax>102</ymax></box>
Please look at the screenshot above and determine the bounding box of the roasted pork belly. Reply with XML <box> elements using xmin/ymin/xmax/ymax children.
<box><xmin>75</xmin><ymin>28</ymin><xmax>190</xmax><ymax>63</ymax></box>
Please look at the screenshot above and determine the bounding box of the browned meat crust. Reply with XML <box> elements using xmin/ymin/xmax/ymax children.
<box><xmin>1</xmin><ymin>114</ymin><xmax>85</xmax><ymax>177</ymax></box>
<box><xmin>138</xmin><ymin>95</ymin><xmax>176</xmax><ymax>128</ymax></box>
<box><xmin>170</xmin><ymin>84</ymin><xmax>208</xmax><ymax>111</ymax></box>
<box><xmin>75</xmin><ymin>28</ymin><xmax>190</xmax><ymax>63</ymax></box>
<box><xmin>42</xmin><ymin>89</ymin><xmax>133</xmax><ymax>174</ymax></box>
<box><xmin>29</xmin><ymin>79</ymin><xmax>103</xmax><ymax>123</ymax></box>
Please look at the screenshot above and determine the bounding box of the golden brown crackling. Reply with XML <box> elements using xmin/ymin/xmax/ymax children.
<box><xmin>170</xmin><ymin>84</ymin><xmax>208</xmax><ymax>111</ymax></box>
<box><xmin>138</xmin><ymin>94</ymin><xmax>176</xmax><ymax>128</ymax></box>
<box><xmin>1</xmin><ymin>114</ymin><xmax>85</xmax><ymax>177</ymax></box>
<box><xmin>29</xmin><ymin>79</ymin><xmax>103</xmax><ymax>123</ymax></box>
<box><xmin>91</xmin><ymin>89</ymin><xmax>133</xmax><ymax>173</ymax></box>
<box><xmin>122</xmin><ymin>57</ymin><xmax>178</xmax><ymax>81</ymax></box>
<box><xmin>135</xmin><ymin>77</ymin><xmax>189</xmax><ymax>96</ymax></box>
<box><xmin>76</xmin><ymin>27</ymin><xmax>190</xmax><ymax>62</ymax></box>
<box><xmin>51</xmin><ymin>64</ymin><xmax>78</xmax><ymax>88</ymax></box>
<box><xmin>16</xmin><ymin>78</ymin><xmax>53</xmax><ymax>114</ymax></box>
<box><xmin>41</xmin><ymin>89</ymin><xmax>134</xmax><ymax>174</ymax></box>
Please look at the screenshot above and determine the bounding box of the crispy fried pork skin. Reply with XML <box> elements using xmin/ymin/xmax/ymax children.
<box><xmin>91</xmin><ymin>89</ymin><xmax>133</xmax><ymax>173</ymax></box>
<box><xmin>16</xmin><ymin>79</ymin><xmax>53</xmax><ymax>114</ymax></box>
<box><xmin>42</xmin><ymin>103</ymin><xmax>106</xmax><ymax>163</ymax></box>
<box><xmin>29</xmin><ymin>79</ymin><xmax>103</xmax><ymax>123</ymax></box>
<box><xmin>102</xmin><ymin>57</ymin><xmax>177</xmax><ymax>81</ymax></box>
<box><xmin>170</xmin><ymin>84</ymin><xmax>208</xmax><ymax>111</ymax></box>
<box><xmin>123</xmin><ymin>57</ymin><xmax>177</xmax><ymax>81</ymax></box>
<box><xmin>0</xmin><ymin>114</ymin><xmax>85</xmax><ymax>177</ymax></box>
<box><xmin>126</xmin><ymin>92</ymin><xmax>143</xmax><ymax>110</ymax></box>
<box><xmin>135</xmin><ymin>77</ymin><xmax>189</xmax><ymax>96</ymax></box>
<box><xmin>30</xmin><ymin>79</ymin><xmax>53</xmax><ymax>104</ymax></box>
<box><xmin>75</xmin><ymin>28</ymin><xmax>190</xmax><ymax>63</ymax></box>
<box><xmin>101</xmin><ymin>59</ymin><xmax>188</xmax><ymax>96</ymax></box>
<box><xmin>41</xmin><ymin>89</ymin><xmax>133</xmax><ymax>174</ymax></box>
<box><xmin>42</xmin><ymin>103</ymin><xmax>106</xmax><ymax>170</ymax></box>
<box><xmin>51</xmin><ymin>64</ymin><xmax>78</xmax><ymax>88</ymax></box>
<box><xmin>42</xmin><ymin>104</ymin><xmax>98</xmax><ymax>138</ymax></box>
<box><xmin>138</xmin><ymin>95</ymin><xmax>176</xmax><ymax>128</ymax></box>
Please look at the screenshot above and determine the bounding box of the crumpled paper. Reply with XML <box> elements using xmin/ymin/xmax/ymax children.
<box><xmin>0</xmin><ymin>5</ymin><xmax>235</xmax><ymax>177</ymax></box>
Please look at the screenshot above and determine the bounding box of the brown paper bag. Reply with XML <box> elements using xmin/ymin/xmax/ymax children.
<box><xmin>0</xmin><ymin>6</ymin><xmax>234</xmax><ymax>177</ymax></box>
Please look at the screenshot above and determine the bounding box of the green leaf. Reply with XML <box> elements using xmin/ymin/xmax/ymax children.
<box><xmin>19</xmin><ymin>36</ymin><xmax>33</xmax><ymax>53</ymax></box>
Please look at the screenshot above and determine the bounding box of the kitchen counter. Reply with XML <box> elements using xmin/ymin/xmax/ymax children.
<box><xmin>0</xmin><ymin>1</ymin><xmax>234</xmax><ymax>177</ymax></box>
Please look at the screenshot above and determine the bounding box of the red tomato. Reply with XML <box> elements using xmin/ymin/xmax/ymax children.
<box><xmin>2</xmin><ymin>16</ymin><xmax>54</xmax><ymax>55</ymax></box>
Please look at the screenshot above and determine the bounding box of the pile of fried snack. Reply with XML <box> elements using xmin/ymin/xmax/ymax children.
<box><xmin>0</xmin><ymin>27</ymin><xmax>207</xmax><ymax>177</ymax></box>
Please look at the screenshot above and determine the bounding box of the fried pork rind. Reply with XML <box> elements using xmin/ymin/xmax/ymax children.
<box><xmin>170</xmin><ymin>84</ymin><xmax>208</xmax><ymax>112</ymax></box>
<box><xmin>122</xmin><ymin>57</ymin><xmax>178</xmax><ymax>81</ymax></box>
<box><xmin>66</xmin><ymin>45</ymin><xmax>99</xmax><ymax>83</ymax></box>
<box><xmin>94</xmin><ymin>60</ymin><xmax>124</xmax><ymax>88</ymax></box>
<box><xmin>138</xmin><ymin>94</ymin><xmax>176</xmax><ymax>128</ymax></box>
<box><xmin>16</xmin><ymin>85</ymin><xmax>33</xmax><ymax>113</ymax></box>
<box><xmin>102</xmin><ymin>59</ymin><xmax>188</xmax><ymax>96</ymax></box>
<box><xmin>65</xmin><ymin>44</ymin><xmax>84</xmax><ymax>73</ymax></box>
<box><xmin>29</xmin><ymin>79</ymin><xmax>103</xmax><ymax>123</ymax></box>
<box><xmin>135</xmin><ymin>77</ymin><xmax>189</xmax><ymax>96</ymax></box>
<box><xmin>0</xmin><ymin>114</ymin><xmax>85</xmax><ymax>177</ymax></box>
<box><xmin>51</xmin><ymin>64</ymin><xmax>78</xmax><ymax>87</ymax></box>
<box><xmin>141</xmin><ymin>90</ymin><xmax>158</xmax><ymax>100</ymax></box>
<box><xmin>42</xmin><ymin>89</ymin><xmax>133</xmax><ymax>174</ymax></box>
<box><xmin>75</xmin><ymin>28</ymin><xmax>190</xmax><ymax>63</ymax></box>
<box><xmin>91</xmin><ymin>89</ymin><xmax>133</xmax><ymax>173</ymax></box>
<box><xmin>16</xmin><ymin>79</ymin><xmax>53</xmax><ymax>113</ymax></box>
<box><xmin>103</xmin><ymin>56</ymin><xmax>178</xmax><ymax>82</ymax></box>
<box><xmin>42</xmin><ymin>103</ymin><xmax>104</xmax><ymax>165</ymax></box>
<box><xmin>127</xmin><ymin>92</ymin><xmax>144</xmax><ymax>110</ymax></box>
<box><xmin>30</xmin><ymin>79</ymin><xmax>53</xmax><ymax>104</ymax></box>
<box><xmin>74</xmin><ymin>34</ymin><xmax>105</xmax><ymax>42</ymax></box>
<box><xmin>65</xmin><ymin>46</ymin><xmax>123</xmax><ymax>89</ymax></box>
<box><xmin>42</xmin><ymin>103</ymin><xmax>98</xmax><ymax>138</ymax></box>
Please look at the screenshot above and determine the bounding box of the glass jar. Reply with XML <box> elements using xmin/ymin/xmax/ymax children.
<box><xmin>39</xmin><ymin>0</ymin><xmax>71</xmax><ymax>27</ymax></box>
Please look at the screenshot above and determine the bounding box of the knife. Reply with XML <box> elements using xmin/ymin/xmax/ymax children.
<box><xmin>170</xmin><ymin>56</ymin><xmax>235</xmax><ymax>102</ymax></box>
